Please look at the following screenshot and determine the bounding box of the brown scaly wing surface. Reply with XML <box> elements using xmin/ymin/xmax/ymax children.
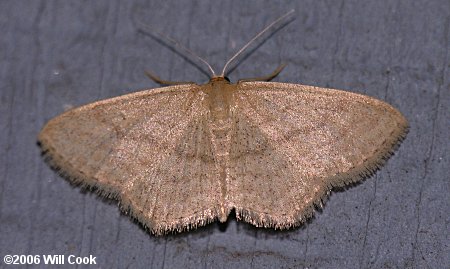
<box><xmin>227</xmin><ymin>81</ymin><xmax>408</xmax><ymax>229</ymax></box>
<box><xmin>38</xmin><ymin>84</ymin><xmax>222</xmax><ymax>235</ymax></box>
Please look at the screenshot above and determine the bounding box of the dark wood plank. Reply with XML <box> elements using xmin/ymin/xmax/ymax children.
<box><xmin>0</xmin><ymin>1</ymin><xmax>448</xmax><ymax>268</ymax></box>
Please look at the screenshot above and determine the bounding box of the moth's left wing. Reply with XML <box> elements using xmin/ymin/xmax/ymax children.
<box><xmin>38</xmin><ymin>84</ymin><xmax>223</xmax><ymax>234</ymax></box>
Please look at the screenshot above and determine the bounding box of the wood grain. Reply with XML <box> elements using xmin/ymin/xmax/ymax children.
<box><xmin>0</xmin><ymin>1</ymin><xmax>448</xmax><ymax>268</ymax></box>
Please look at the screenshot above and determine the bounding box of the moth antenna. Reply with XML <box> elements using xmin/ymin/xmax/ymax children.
<box><xmin>137</xmin><ymin>22</ymin><xmax>217</xmax><ymax>77</ymax></box>
<box><xmin>220</xmin><ymin>9</ymin><xmax>295</xmax><ymax>77</ymax></box>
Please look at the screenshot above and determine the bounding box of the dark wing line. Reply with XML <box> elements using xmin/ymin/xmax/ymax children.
<box><xmin>237</xmin><ymin>87</ymin><xmax>347</xmax><ymax>175</ymax></box>
<box><xmin>111</xmin><ymin>87</ymin><xmax>203</xmax><ymax>213</ymax></box>
<box><xmin>237</xmin><ymin>84</ymin><xmax>381</xmax><ymax>166</ymax></box>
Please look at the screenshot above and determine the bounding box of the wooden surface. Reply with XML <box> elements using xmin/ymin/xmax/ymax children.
<box><xmin>0</xmin><ymin>1</ymin><xmax>448</xmax><ymax>268</ymax></box>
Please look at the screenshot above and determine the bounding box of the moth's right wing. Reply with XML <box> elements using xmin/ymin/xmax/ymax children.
<box><xmin>39</xmin><ymin>84</ymin><xmax>222</xmax><ymax>234</ymax></box>
<box><xmin>227</xmin><ymin>82</ymin><xmax>408</xmax><ymax>229</ymax></box>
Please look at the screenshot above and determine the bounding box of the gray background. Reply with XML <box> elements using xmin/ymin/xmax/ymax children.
<box><xmin>0</xmin><ymin>1</ymin><xmax>449</xmax><ymax>268</ymax></box>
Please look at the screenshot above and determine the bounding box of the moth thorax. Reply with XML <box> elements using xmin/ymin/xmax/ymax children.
<box><xmin>208</xmin><ymin>82</ymin><xmax>234</xmax><ymax>124</ymax></box>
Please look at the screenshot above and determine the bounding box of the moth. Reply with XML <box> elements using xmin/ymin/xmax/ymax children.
<box><xmin>38</xmin><ymin>11</ymin><xmax>408</xmax><ymax>235</ymax></box>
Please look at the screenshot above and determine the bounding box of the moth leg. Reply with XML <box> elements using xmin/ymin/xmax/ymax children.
<box><xmin>145</xmin><ymin>70</ymin><xmax>196</xmax><ymax>85</ymax></box>
<box><xmin>237</xmin><ymin>63</ymin><xmax>287</xmax><ymax>83</ymax></box>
